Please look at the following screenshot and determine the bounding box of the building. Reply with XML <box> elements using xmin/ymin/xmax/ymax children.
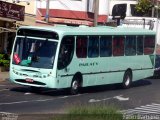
<box><xmin>36</xmin><ymin>0</ymin><xmax>109</xmax><ymax>26</ymax></box>
<box><xmin>0</xmin><ymin>0</ymin><xmax>36</xmax><ymax>53</ymax></box>
<box><xmin>108</xmin><ymin>0</ymin><xmax>160</xmax><ymax>45</ymax></box>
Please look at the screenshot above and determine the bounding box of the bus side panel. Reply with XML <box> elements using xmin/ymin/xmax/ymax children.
<box><xmin>57</xmin><ymin>54</ymin><xmax>154</xmax><ymax>88</ymax></box>
<box><xmin>132</xmin><ymin>69</ymin><xmax>154</xmax><ymax>82</ymax></box>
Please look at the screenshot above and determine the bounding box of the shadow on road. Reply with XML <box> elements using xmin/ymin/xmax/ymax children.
<box><xmin>10</xmin><ymin>79</ymin><xmax>152</xmax><ymax>96</ymax></box>
<box><xmin>131</xmin><ymin>79</ymin><xmax>152</xmax><ymax>88</ymax></box>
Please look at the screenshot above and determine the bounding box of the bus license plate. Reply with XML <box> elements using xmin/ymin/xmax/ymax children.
<box><xmin>26</xmin><ymin>78</ymin><xmax>33</xmax><ymax>83</ymax></box>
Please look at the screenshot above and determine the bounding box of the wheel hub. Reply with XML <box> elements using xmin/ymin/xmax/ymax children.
<box><xmin>125</xmin><ymin>76</ymin><xmax>130</xmax><ymax>86</ymax></box>
<box><xmin>72</xmin><ymin>81</ymin><xmax>78</xmax><ymax>90</ymax></box>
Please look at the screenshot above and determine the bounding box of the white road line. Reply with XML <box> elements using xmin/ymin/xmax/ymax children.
<box><xmin>136</xmin><ymin>104</ymin><xmax>160</xmax><ymax>108</ymax></box>
<box><xmin>136</xmin><ymin>107</ymin><xmax>160</xmax><ymax>111</ymax></box>
<box><xmin>122</xmin><ymin>103</ymin><xmax>160</xmax><ymax>115</ymax></box>
<box><xmin>124</xmin><ymin>109</ymin><xmax>160</xmax><ymax>114</ymax></box>
<box><xmin>0</xmin><ymin>89</ymin><xmax>8</xmax><ymax>92</ymax></box>
<box><xmin>114</xmin><ymin>95</ymin><xmax>129</xmax><ymax>101</ymax></box>
<box><xmin>0</xmin><ymin>112</ymin><xmax>12</xmax><ymax>114</ymax></box>
<box><xmin>24</xmin><ymin>92</ymin><xmax>32</xmax><ymax>95</ymax></box>
<box><xmin>0</xmin><ymin>93</ymin><xmax>88</xmax><ymax>106</ymax></box>
<box><xmin>89</xmin><ymin>97</ymin><xmax>113</xmax><ymax>103</ymax></box>
<box><xmin>88</xmin><ymin>95</ymin><xmax>129</xmax><ymax>103</ymax></box>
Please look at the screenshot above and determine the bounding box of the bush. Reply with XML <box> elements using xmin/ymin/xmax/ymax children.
<box><xmin>52</xmin><ymin>105</ymin><xmax>123</xmax><ymax>120</ymax></box>
<box><xmin>0</xmin><ymin>53</ymin><xmax>10</xmax><ymax>67</ymax></box>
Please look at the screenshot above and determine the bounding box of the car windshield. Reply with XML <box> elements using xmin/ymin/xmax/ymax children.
<box><xmin>13</xmin><ymin>37</ymin><xmax>58</xmax><ymax>69</ymax></box>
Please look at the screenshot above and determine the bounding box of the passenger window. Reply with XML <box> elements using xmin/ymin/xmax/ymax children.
<box><xmin>58</xmin><ymin>36</ymin><xmax>74</xmax><ymax>70</ymax></box>
<box><xmin>113</xmin><ymin>36</ymin><xmax>124</xmax><ymax>56</ymax></box>
<box><xmin>125</xmin><ymin>36</ymin><xmax>136</xmax><ymax>56</ymax></box>
<box><xmin>137</xmin><ymin>36</ymin><xmax>144</xmax><ymax>55</ymax></box>
<box><xmin>144</xmin><ymin>36</ymin><xmax>155</xmax><ymax>55</ymax></box>
<box><xmin>100</xmin><ymin>36</ymin><xmax>112</xmax><ymax>57</ymax></box>
<box><xmin>76</xmin><ymin>36</ymin><xmax>88</xmax><ymax>58</ymax></box>
<box><xmin>88</xmin><ymin>36</ymin><xmax>99</xmax><ymax>58</ymax></box>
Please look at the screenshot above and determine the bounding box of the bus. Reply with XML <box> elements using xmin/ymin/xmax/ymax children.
<box><xmin>9</xmin><ymin>25</ymin><xmax>156</xmax><ymax>94</ymax></box>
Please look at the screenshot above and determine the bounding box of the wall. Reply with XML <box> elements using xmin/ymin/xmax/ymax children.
<box><xmin>36</xmin><ymin>0</ymin><xmax>109</xmax><ymax>26</ymax></box>
<box><xmin>5</xmin><ymin>0</ymin><xmax>36</xmax><ymax>15</ymax></box>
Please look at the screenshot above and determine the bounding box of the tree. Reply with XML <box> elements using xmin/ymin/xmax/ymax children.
<box><xmin>135</xmin><ymin>0</ymin><xmax>153</xmax><ymax>16</ymax></box>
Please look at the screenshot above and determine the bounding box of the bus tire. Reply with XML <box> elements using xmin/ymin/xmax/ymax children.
<box><xmin>70</xmin><ymin>76</ymin><xmax>81</xmax><ymax>95</ymax></box>
<box><xmin>122</xmin><ymin>70</ymin><xmax>132</xmax><ymax>89</ymax></box>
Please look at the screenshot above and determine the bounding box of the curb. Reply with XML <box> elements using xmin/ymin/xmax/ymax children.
<box><xmin>0</xmin><ymin>72</ymin><xmax>9</xmax><ymax>82</ymax></box>
<box><xmin>0</xmin><ymin>78</ymin><xmax>8</xmax><ymax>82</ymax></box>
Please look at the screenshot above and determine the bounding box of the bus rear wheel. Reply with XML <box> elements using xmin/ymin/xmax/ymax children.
<box><xmin>70</xmin><ymin>77</ymin><xmax>81</xmax><ymax>95</ymax></box>
<box><xmin>122</xmin><ymin>70</ymin><xmax>132</xmax><ymax>89</ymax></box>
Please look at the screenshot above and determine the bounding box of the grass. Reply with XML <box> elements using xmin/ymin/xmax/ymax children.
<box><xmin>51</xmin><ymin>104</ymin><xmax>125</xmax><ymax>120</ymax></box>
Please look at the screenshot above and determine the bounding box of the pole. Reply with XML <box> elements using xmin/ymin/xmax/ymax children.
<box><xmin>156</xmin><ymin>0</ymin><xmax>159</xmax><ymax>44</ymax></box>
<box><xmin>155</xmin><ymin>0</ymin><xmax>159</xmax><ymax>68</ymax></box>
<box><xmin>46</xmin><ymin>0</ymin><xmax>49</xmax><ymax>23</ymax></box>
<box><xmin>94</xmin><ymin>0</ymin><xmax>99</xmax><ymax>27</ymax></box>
<box><xmin>152</xmin><ymin>0</ymin><xmax>155</xmax><ymax>17</ymax></box>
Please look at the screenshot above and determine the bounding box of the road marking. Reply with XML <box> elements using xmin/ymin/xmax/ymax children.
<box><xmin>88</xmin><ymin>95</ymin><xmax>129</xmax><ymax>103</ymax></box>
<box><xmin>0</xmin><ymin>93</ymin><xmax>88</xmax><ymax>106</ymax></box>
<box><xmin>59</xmin><ymin>96</ymin><xmax>69</xmax><ymax>99</ymax></box>
<box><xmin>0</xmin><ymin>112</ymin><xmax>18</xmax><ymax>119</ymax></box>
<box><xmin>121</xmin><ymin>103</ymin><xmax>160</xmax><ymax>115</ymax></box>
<box><xmin>114</xmin><ymin>95</ymin><xmax>129</xmax><ymax>101</ymax></box>
<box><xmin>24</xmin><ymin>92</ymin><xmax>32</xmax><ymax>95</ymax></box>
<box><xmin>89</xmin><ymin>97</ymin><xmax>113</xmax><ymax>103</ymax></box>
<box><xmin>0</xmin><ymin>88</ymin><xmax>8</xmax><ymax>92</ymax></box>
<box><xmin>0</xmin><ymin>85</ymin><xmax>6</xmax><ymax>86</ymax></box>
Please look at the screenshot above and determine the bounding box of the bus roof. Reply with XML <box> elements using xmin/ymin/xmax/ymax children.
<box><xmin>18</xmin><ymin>25</ymin><xmax>156</xmax><ymax>36</ymax></box>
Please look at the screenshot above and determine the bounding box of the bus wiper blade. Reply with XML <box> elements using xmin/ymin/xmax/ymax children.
<box><xmin>21</xmin><ymin>69</ymin><xmax>40</xmax><ymax>73</ymax></box>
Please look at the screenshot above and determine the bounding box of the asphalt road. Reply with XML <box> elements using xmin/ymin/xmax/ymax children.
<box><xmin>0</xmin><ymin>78</ymin><xmax>160</xmax><ymax>119</ymax></box>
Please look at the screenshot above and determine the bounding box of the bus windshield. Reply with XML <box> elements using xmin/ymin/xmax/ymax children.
<box><xmin>12</xmin><ymin>37</ymin><xmax>58</xmax><ymax>69</ymax></box>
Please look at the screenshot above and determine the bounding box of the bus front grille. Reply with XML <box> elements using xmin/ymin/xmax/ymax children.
<box><xmin>15</xmin><ymin>79</ymin><xmax>46</xmax><ymax>86</ymax></box>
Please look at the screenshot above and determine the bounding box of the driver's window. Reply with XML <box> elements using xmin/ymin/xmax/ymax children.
<box><xmin>58</xmin><ymin>36</ymin><xmax>75</xmax><ymax>70</ymax></box>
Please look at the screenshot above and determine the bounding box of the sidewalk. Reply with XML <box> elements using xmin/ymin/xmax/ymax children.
<box><xmin>0</xmin><ymin>71</ymin><xmax>9</xmax><ymax>82</ymax></box>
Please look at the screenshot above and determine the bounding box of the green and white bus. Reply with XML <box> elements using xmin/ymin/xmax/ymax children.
<box><xmin>10</xmin><ymin>25</ymin><xmax>156</xmax><ymax>94</ymax></box>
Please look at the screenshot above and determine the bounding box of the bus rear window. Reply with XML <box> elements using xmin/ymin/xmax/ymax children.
<box><xmin>17</xmin><ymin>29</ymin><xmax>59</xmax><ymax>39</ymax></box>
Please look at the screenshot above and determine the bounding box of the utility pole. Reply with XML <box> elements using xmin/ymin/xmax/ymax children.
<box><xmin>156</xmin><ymin>0</ymin><xmax>159</xmax><ymax>19</ymax></box>
<box><xmin>156</xmin><ymin>0</ymin><xmax>159</xmax><ymax>42</ymax></box>
<box><xmin>93</xmin><ymin>0</ymin><xmax>99</xmax><ymax>27</ymax></box>
<box><xmin>46</xmin><ymin>0</ymin><xmax>50</xmax><ymax>23</ymax></box>
<box><xmin>152</xmin><ymin>0</ymin><xmax>156</xmax><ymax>17</ymax></box>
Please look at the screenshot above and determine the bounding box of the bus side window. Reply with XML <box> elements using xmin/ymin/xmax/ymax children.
<box><xmin>144</xmin><ymin>36</ymin><xmax>155</xmax><ymax>55</ymax></box>
<box><xmin>58</xmin><ymin>36</ymin><xmax>74</xmax><ymax>70</ymax></box>
<box><xmin>88</xmin><ymin>36</ymin><xmax>99</xmax><ymax>58</ymax></box>
<box><xmin>100</xmin><ymin>36</ymin><xmax>112</xmax><ymax>57</ymax></box>
<box><xmin>137</xmin><ymin>36</ymin><xmax>143</xmax><ymax>55</ymax></box>
<box><xmin>125</xmin><ymin>36</ymin><xmax>136</xmax><ymax>56</ymax></box>
<box><xmin>76</xmin><ymin>36</ymin><xmax>87</xmax><ymax>58</ymax></box>
<box><xmin>113</xmin><ymin>36</ymin><xmax>124</xmax><ymax>56</ymax></box>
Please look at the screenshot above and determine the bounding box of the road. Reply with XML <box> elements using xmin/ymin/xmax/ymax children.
<box><xmin>0</xmin><ymin>78</ymin><xmax>160</xmax><ymax>119</ymax></box>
